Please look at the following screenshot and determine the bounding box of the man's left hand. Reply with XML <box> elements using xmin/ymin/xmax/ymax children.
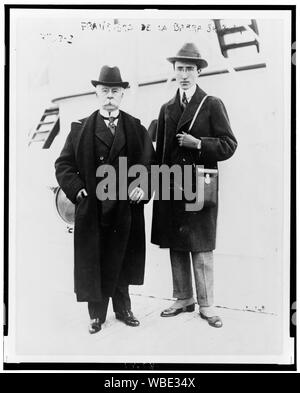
<box><xmin>129</xmin><ymin>187</ymin><xmax>145</xmax><ymax>204</ymax></box>
<box><xmin>176</xmin><ymin>132</ymin><xmax>201</xmax><ymax>150</ymax></box>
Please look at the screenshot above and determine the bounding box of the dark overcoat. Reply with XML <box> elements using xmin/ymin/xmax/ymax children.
<box><xmin>151</xmin><ymin>86</ymin><xmax>237</xmax><ymax>252</ymax></box>
<box><xmin>55</xmin><ymin>110</ymin><xmax>155</xmax><ymax>302</ymax></box>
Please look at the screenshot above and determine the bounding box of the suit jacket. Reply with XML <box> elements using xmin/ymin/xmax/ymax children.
<box><xmin>55</xmin><ymin>110</ymin><xmax>156</xmax><ymax>301</ymax></box>
<box><xmin>151</xmin><ymin>86</ymin><xmax>237</xmax><ymax>252</ymax></box>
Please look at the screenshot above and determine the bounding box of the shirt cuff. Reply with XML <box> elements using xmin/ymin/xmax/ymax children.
<box><xmin>197</xmin><ymin>138</ymin><xmax>202</xmax><ymax>151</ymax></box>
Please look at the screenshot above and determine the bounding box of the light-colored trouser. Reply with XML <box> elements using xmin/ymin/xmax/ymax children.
<box><xmin>170</xmin><ymin>249</ymin><xmax>214</xmax><ymax>307</ymax></box>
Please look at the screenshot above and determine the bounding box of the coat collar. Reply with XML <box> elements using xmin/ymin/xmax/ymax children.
<box><xmin>177</xmin><ymin>85</ymin><xmax>208</xmax><ymax>132</ymax></box>
<box><xmin>86</xmin><ymin>111</ymin><xmax>127</xmax><ymax>164</ymax></box>
<box><xmin>166</xmin><ymin>85</ymin><xmax>208</xmax><ymax>132</ymax></box>
<box><xmin>74</xmin><ymin>109</ymin><xmax>141</xmax><ymax>168</ymax></box>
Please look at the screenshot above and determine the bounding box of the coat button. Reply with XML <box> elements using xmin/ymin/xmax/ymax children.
<box><xmin>99</xmin><ymin>156</ymin><xmax>104</xmax><ymax>161</ymax></box>
<box><xmin>182</xmin><ymin>158</ymin><xmax>186</xmax><ymax>163</ymax></box>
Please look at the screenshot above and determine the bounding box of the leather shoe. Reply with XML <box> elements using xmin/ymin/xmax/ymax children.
<box><xmin>200</xmin><ymin>312</ymin><xmax>223</xmax><ymax>328</ymax></box>
<box><xmin>115</xmin><ymin>310</ymin><xmax>140</xmax><ymax>327</ymax></box>
<box><xmin>88</xmin><ymin>318</ymin><xmax>102</xmax><ymax>334</ymax></box>
<box><xmin>160</xmin><ymin>303</ymin><xmax>195</xmax><ymax>317</ymax></box>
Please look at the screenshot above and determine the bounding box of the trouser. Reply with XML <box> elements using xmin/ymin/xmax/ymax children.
<box><xmin>170</xmin><ymin>249</ymin><xmax>214</xmax><ymax>307</ymax></box>
<box><xmin>88</xmin><ymin>219</ymin><xmax>132</xmax><ymax>323</ymax></box>
<box><xmin>88</xmin><ymin>284</ymin><xmax>131</xmax><ymax>323</ymax></box>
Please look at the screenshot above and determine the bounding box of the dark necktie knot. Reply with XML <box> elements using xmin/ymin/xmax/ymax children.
<box><xmin>108</xmin><ymin>116</ymin><xmax>116</xmax><ymax>126</ymax></box>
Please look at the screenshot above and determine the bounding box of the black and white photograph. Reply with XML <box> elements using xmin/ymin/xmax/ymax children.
<box><xmin>3</xmin><ymin>4</ymin><xmax>296</xmax><ymax>370</ymax></box>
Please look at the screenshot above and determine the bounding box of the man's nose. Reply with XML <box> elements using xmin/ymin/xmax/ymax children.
<box><xmin>107</xmin><ymin>90</ymin><xmax>113</xmax><ymax>98</ymax></box>
<box><xmin>182</xmin><ymin>70</ymin><xmax>188</xmax><ymax>78</ymax></box>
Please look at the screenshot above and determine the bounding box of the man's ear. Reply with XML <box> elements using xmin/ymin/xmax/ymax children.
<box><xmin>197</xmin><ymin>69</ymin><xmax>202</xmax><ymax>77</ymax></box>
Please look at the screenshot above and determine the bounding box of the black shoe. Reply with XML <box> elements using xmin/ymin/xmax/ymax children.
<box><xmin>115</xmin><ymin>310</ymin><xmax>140</xmax><ymax>327</ymax></box>
<box><xmin>199</xmin><ymin>312</ymin><xmax>223</xmax><ymax>328</ymax></box>
<box><xmin>88</xmin><ymin>318</ymin><xmax>102</xmax><ymax>334</ymax></box>
<box><xmin>160</xmin><ymin>303</ymin><xmax>195</xmax><ymax>317</ymax></box>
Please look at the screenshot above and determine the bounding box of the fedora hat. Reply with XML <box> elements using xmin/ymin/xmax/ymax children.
<box><xmin>167</xmin><ymin>42</ymin><xmax>208</xmax><ymax>69</ymax></box>
<box><xmin>91</xmin><ymin>65</ymin><xmax>129</xmax><ymax>88</ymax></box>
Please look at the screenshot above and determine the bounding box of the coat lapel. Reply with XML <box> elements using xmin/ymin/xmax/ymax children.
<box><xmin>74</xmin><ymin>110</ymin><xmax>98</xmax><ymax>161</ymax></box>
<box><xmin>73</xmin><ymin>110</ymin><xmax>98</xmax><ymax>208</ymax></box>
<box><xmin>166</xmin><ymin>90</ymin><xmax>182</xmax><ymax>127</ymax></box>
<box><xmin>95</xmin><ymin>112</ymin><xmax>114</xmax><ymax>148</ymax></box>
<box><xmin>121</xmin><ymin>111</ymin><xmax>141</xmax><ymax>166</ymax></box>
<box><xmin>176</xmin><ymin>85</ymin><xmax>207</xmax><ymax>132</ymax></box>
<box><xmin>163</xmin><ymin>91</ymin><xmax>182</xmax><ymax>157</ymax></box>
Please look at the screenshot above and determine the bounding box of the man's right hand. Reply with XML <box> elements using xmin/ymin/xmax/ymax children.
<box><xmin>76</xmin><ymin>188</ymin><xmax>88</xmax><ymax>203</ymax></box>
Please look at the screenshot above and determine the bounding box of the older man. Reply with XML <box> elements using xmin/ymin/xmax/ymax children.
<box><xmin>151</xmin><ymin>43</ymin><xmax>237</xmax><ymax>328</ymax></box>
<box><xmin>55</xmin><ymin>65</ymin><xmax>155</xmax><ymax>334</ymax></box>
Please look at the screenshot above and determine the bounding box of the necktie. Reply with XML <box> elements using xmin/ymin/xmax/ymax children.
<box><xmin>107</xmin><ymin>116</ymin><xmax>116</xmax><ymax>136</ymax></box>
<box><xmin>182</xmin><ymin>92</ymin><xmax>188</xmax><ymax>109</ymax></box>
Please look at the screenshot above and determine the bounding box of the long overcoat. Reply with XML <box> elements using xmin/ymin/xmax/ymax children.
<box><xmin>151</xmin><ymin>86</ymin><xmax>237</xmax><ymax>252</ymax></box>
<box><xmin>55</xmin><ymin>110</ymin><xmax>155</xmax><ymax>302</ymax></box>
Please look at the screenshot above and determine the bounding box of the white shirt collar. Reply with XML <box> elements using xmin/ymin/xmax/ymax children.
<box><xmin>99</xmin><ymin>108</ymin><xmax>120</xmax><ymax>118</ymax></box>
<box><xmin>179</xmin><ymin>84</ymin><xmax>197</xmax><ymax>103</ymax></box>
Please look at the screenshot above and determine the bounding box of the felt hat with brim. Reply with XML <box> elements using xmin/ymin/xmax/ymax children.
<box><xmin>167</xmin><ymin>42</ymin><xmax>208</xmax><ymax>69</ymax></box>
<box><xmin>91</xmin><ymin>65</ymin><xmax>129</xmax><ymax>88</ymax></box>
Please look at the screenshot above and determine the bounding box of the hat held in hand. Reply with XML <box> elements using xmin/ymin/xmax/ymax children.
<box><xmin>167</xmin><ymin>42</ymin><xmax>208</xmax><ymax>69</ymax></box>
<box><xmin>91</xmin><ymin>65</ymin><xmax>129</xmax><ymax>88</ymax></box>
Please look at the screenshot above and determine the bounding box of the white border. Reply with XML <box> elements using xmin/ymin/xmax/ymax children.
<box><xmin>2</xmin><ymin>3</ymin><xmax>296</xmax><ymax>369</ymax></box>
